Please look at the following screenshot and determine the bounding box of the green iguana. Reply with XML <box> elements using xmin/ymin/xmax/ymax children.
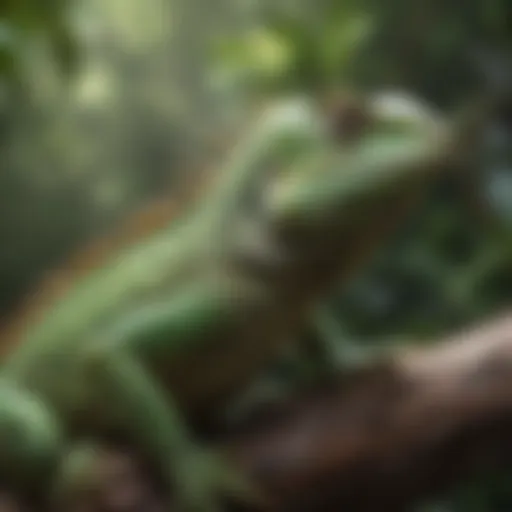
<box><xmin>0</xmin><ymin>91</ymin><xmax>467</xmax><ymax>511</ymax></box>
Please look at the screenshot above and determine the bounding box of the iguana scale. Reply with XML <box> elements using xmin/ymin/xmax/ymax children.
<box><xmin>0</xmin><ymin>91</ymin><xmax>464</xmax><ymax>511</ymax></box>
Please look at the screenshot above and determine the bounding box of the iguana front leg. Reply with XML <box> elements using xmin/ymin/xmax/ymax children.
<box><xmin>74</xmin><ymin>278</ymin><xmax>267</xmax><ymax>512</ymax></box>
<box><xmin>85</xmin><ymin>354</ymin><xmax>254</xmax><ymax>512</ymax></box>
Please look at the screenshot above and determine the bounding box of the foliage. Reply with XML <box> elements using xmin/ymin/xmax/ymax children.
<box><xmin>0</xmin><ymin>0</ymin><xmax>78</xmax><ymax>80</ymax></box>
<box><xmin>0</xmin><ymin>0</ymin><xmax>511</xmax><ymax>510</ymax></box>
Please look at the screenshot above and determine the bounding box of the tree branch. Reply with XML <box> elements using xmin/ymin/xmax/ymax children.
<box><xmin>222</xmin><ymin>311</ymin><xmax>512</xmax><ymax>511</ymax></box>
<box><xmin>60</xmin><ymin>311</ymin><xmax>512</xmax><ymax>512</ymax></box>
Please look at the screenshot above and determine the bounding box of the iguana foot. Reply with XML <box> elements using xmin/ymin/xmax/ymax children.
<box><xmin>172</xmin><ymin>448</ymin><xmax>265</xmax><ymax>512</ymax></box>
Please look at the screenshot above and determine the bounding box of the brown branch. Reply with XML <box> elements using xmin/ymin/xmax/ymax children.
<box><xmin>222</xmin><ymin>310</ymin><xmax>512</xmax><ymax>511</ymax></box>
<box><xmin>55</xmin><ymin>310</ymin><xmax>512</xmax><ymax>512</ymax></box>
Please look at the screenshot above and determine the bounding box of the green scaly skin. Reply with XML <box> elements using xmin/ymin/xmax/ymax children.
<box><xmin>0</xmin><ymin>92</ymin><xmax>462</xmax><ymax>511</ymax></box>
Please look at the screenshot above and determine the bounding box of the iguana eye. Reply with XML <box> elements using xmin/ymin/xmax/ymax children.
<box><xmin>322</xmin><ymin>91</ymin><xmax>371</xmax><ymax>144</ymax></box>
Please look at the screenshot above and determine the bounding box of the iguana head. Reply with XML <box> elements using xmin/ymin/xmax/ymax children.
<box><xmin>263</xmin><ymin>89</ymin><xmax>453</xmax><ymax>234</ymax></box>
<box><xmin>0</xmin><ymin>381</ymin><xmax>63</xmax><ymax>492</ymax></box>
<box><xmin>215</xmin><ymin>89</ymin><xmax>469</xmax><ymax>291</ymax></box>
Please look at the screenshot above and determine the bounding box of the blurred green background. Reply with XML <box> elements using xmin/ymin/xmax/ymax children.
<box><xmin>0</xmin><ymin>0</ymin><xmax>511</xmax><ymax>509</ymax></box>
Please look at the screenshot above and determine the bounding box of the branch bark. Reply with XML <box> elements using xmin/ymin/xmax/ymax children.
<box><xmin>61</xmin><ymin>311</ymin><xmax>512</xmax><ymax>512</ymax></box>
<box><xmin>223</xmin><ymin>311</ymin><xmax>512</xmax><ymax>511</ymax></box>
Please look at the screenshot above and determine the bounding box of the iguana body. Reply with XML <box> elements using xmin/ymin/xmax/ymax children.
<box><xmin>0</xmin><ymin>92</ymin><xmax>457</xmax><ymax>511</ymax></box>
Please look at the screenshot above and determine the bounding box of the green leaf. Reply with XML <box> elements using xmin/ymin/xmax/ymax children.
<box><xmin>320</xmin><ymin>13</ymin><xmax>374</xmax><ymax>80</ymax></box>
